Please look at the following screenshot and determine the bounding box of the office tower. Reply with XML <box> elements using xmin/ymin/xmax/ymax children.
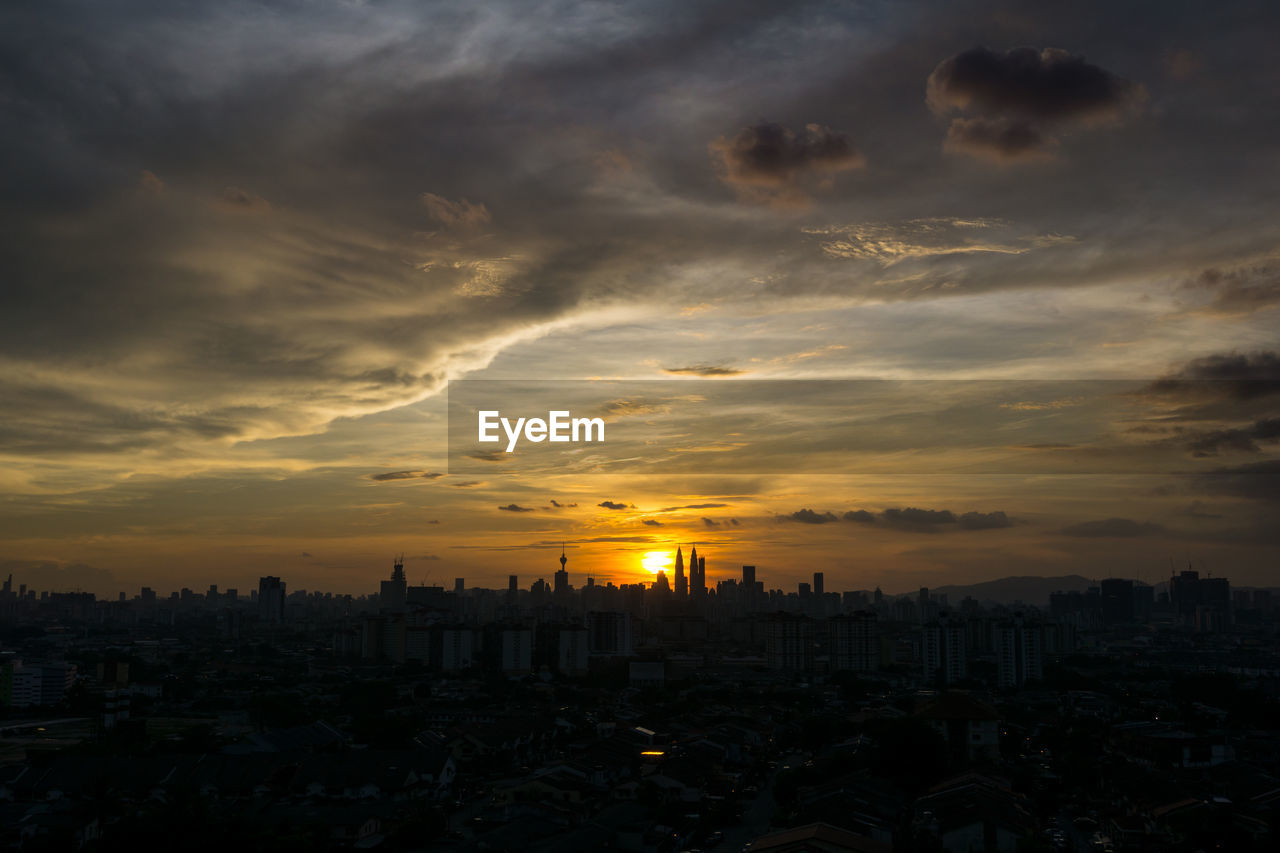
<box><xmin>587</xmin><ymin>610</ymin><xmax>634</xmax><ymax>656</ymax></box>
<box><xmin>537</xmin><ymin>624</ymin><xmax>590</xmax><ymax>676</ymax></box>
<box><xmin>434</xmin><ymin>626</ymin><xmax>475</xmax><ymax>671</ymax></box>
<box><xmin>1170</xmin><ymin>569</ymin><xmax>1199</xmax><ymax>620</ymax></box>
<box><xmin>258</xmin><ymin>576</ymin><xmax>285</xmax><ymax>623</ymax></box>
<box><xmin>380</xmin><ymin>556</ymin><xmax>407</xmax><ymax>613</ymax></box>
<box><xmin>1170</xmin><ymin>568</ymin><xmax>1231</xmax><ymax>630</ymax></box>
<box><xmin>765</xmin><ymin>612</ymin><xmax>813</xmax><ymax>671</ymax></box>
<box><xmin>923</xmin><ymin>616</ymin><xmax>967</xmax><ymax>685</ymax></box>
<box><xmin>798</xmin><ymin>582</ymin><xmax>811</xmax><ymax>598</ymax></box>
<box><xmin>691</xmin><ymin>553</ymin><xmax>707</xmax><ymax>599</ymax></box>
<box><xmin>1100</xmin><ymin>578</ymin><xmax>1135</xmax><ymax>625</ymax></box>
<box><xmin>1133</xmin><ymin>583</ymin><xmax>1154</xmax><ymax>622</ymax></box>
<box><xmin>493</xmin><ymin>625</ymin><xmax>532</xmax><ymax>674</ymax></box>
<box><xmin>742</xmin><ymin>565</ymin><xmax>756</xmax><ymax>587</ymax></box>
<box><xmin>508</xmin><ymin>574</ymin><xmax>518</xmax><ymax>604</ymax></box>
<box><xmin>830</xmin><ymin>611</ymin><xmax>878</xmax><ymax>671</ymax></box>
<box><xmin>995</xmin><ymin>616</ymin><xmax>1042</xmax><ymax>689</ymax></box>
<box><xmin>1199</xmin><ymin>576</ymin><xmax>1231</xmax><ymax>629</ymax></box>
<box><xmin>813</xmin><ymin>571</ymin><xmax>824</xmax><ymax>596</ymax></box>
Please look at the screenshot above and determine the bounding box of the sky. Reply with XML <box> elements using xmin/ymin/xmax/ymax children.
<box><xmin>1</xmin><ymin>0</ymin><xmax>1278</xmax><ymax>596</ymax></box>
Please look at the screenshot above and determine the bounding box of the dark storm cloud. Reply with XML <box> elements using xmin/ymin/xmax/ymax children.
<box><xmin>1195</xmin><ymin>459</ymin><xmax>1280</xmax><ymax>503</ymax></box>
<box><xmin>1147</xmin><ymin>351</ymin><xmax>1280</xmax><ymax>400</ymax></box>
<box><xmin>702</xmin><ymin>517</ymin><xmax>720</xmax><ymax>527</ymax></box>
<box><xmin>710</xmin><ymin>121</ymin><xmax>864</xmax><ymax>204</ymax></box>
<box><xmin>944</xmin><ymin>117</ymin><xmax>1053</xmax><ymax>161</ymax></box>
<box><xmin>1061</xmin><ymin>517</ymin><xmax>1167</xmax><ymax>537</ymax></box>
<box><xmin>956</xmin><ymin>510</ymin><xmax>1014</xmax><ymax>530</ymax></box>
<box><xmin>1182</xmin><ymin>418</ymin><xmax>1280</xmax><ymax>457</ymax></box>
<box><xmin>662</xmin><ymin>365</ymin><xmax>745</xmax><ymax>376</ymax></box>
<box><xmin>784</xmin><ymin>508</ymin><xmax>840</xmax><ymax>524</ymax></box>
<box><xmin>837</xmin><ymin>507</ymin><xmax>1014</xmax><ymax>531</ymax></box>
<box><xmin>1186</xmin><ymin>265</ymin><xmax>1280</xmax><ymax>315</ymax></box>
<box><xmin>642</xmin><ymin>519</ymin><xmax>662</xmax><ymax>526</ymax></box>
<box><xmin>1132</xmin><ymin>352</ymin><xmax>1280</xmax><ymax>439</ymax></box>
<box><xmin>927</xmin><ymin>46</ymin><xmax>1144</xmax><ymax>161</ymax></box>
<box><xmin>498</xmin><ymin>503</ymin><xmax>534</xmax><ymax>512</ymax></box>
<box><xmin>927</xmin><ymin>47</ymin><xmax>1144</xmax><ymax>122</ymax></box>
<box><xmin>880</xmin><ymin>507</ymin><xmax>956</xmax><ymax>528</ymax></box>
<box><xmin>369</xmin><ymin>470</ymin><xmax>445</xmax><ymax>481</ymax></box>
<box><xmin>598</xmin><ymin>500</ymin><xmax>632</xmax><ymax>510</ymax></box>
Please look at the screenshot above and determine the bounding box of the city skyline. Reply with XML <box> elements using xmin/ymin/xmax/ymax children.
<box><xmin>0</xmin><ymin>544</ymin><xmax>1251</xmax><ymax>603</ymax></box>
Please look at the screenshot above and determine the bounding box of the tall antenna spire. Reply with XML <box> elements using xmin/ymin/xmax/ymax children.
<box><xmin>560</xmin><ymin>542</ymin><xmax>567</xmax><ymax>570</ymax></box>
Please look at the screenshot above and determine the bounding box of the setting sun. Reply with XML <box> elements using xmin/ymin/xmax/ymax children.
<box><xmin>640</xmin><ymin>550</ymin><xmax>673</xmax><ymax>574</ymax></box>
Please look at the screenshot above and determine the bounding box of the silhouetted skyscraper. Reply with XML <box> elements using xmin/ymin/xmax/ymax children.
<box><xmin>830</xmin><ymin>611</ymin><xmax>878</xmax><ymax>672</ymax></box>
<box><xmin>923</xmin><ymin>615</ymin><xmax>966</xmax><ymax>685</ymax></box>
<box><xmin>813</xmin><ymin>571</ymin><xmax>824</xmax><ymax>596</ymax></box>
<box><xmin>258</xmin><ymin>576</ymin><xmax>285</xmax><ymax>623</ymax></box>
<box><xmin>765</xmin><ymin>612</ymin><xmax>812</xmax><ymax>671</ymax></box>
<box><xmin>1100</xmin><ymin>577</ymin><xmax>1135</xmax><ymax>625</ymax></box>
<box><xmin>554</xmin><ymin>545</ymin><xmax>569</xmax><ymax>597</ymax></box>
<box><xmin>687</xmin><ymin>547</ymin><xmax>706</xmax><ymax>599</ymax></box>
<box><xmin>380</xmin><ymin>556</ymin><xmax>407</xmax><ymax>613</ymax></box>
<box><xmin>996</xmin><ymin>615</ymin><xmax>1042</xmax><ymax>688</ymax></box>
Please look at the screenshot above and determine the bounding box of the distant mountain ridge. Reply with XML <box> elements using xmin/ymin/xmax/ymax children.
<box><xmin>921</xmin><ymin>574</ymin><xmax>1095</xmax><ymax>606</ymax></box>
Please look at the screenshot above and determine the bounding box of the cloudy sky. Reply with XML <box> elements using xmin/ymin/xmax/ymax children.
<box><xmin>2</xmin><ymin>0</ymin><xmax>1278</xmax><ymax>595</ymax></box>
